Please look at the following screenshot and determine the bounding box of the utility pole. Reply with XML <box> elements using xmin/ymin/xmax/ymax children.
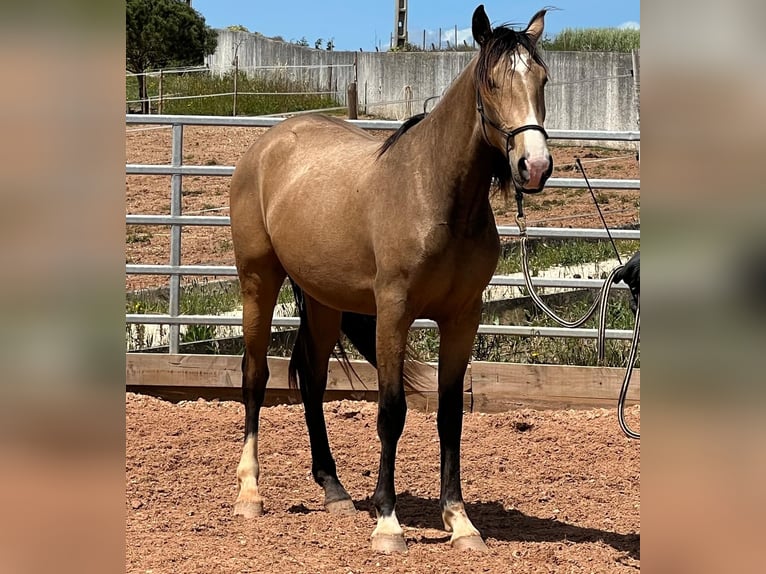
<box><xmin>394</xmin><ymin>0</ymin><xmax>408</xmax><ymax>49</ymax></box>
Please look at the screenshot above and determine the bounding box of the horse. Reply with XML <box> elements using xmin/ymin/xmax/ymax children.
<box><xmin>228</xmin><ymin>4</ymin><xmax>552</xmax><ymax>553</ymax></box>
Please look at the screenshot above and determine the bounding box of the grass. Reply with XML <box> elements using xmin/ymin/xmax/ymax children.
<box><xmin>126</xmin><ymin>70</ymin><xmax>340</xmax><ymax>116</ymax></box>
<box><xmin>495</xmin><ymin>238</ymin><xmax>640</xmax><ymax>275</ymax></box>
<box><xmin>541</xmin><ymin>27</ymin><xmax>640</xmax><ymax>52</ymax></box>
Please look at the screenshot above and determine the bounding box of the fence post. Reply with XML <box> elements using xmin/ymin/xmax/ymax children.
<box><xmin>146</xmin><ymin>72</ymin><xmax>151</xmax><ymax>115</ymax></box>
<box><xmin>169</xmin><ymin>123</ymin><xmax>184</xmax><ymax>355</ymax></box>
<box><xmin>347</xmin><ymin>82</ymin><xmax>358</xmax><ymax>119</ymax></box>
<box><xmin>631</xmin><ymin>49</ymin><xmax>640</xmax><ymax>164</ymax></box>
<box><xmin>233</xmin><ymin>55</ymin><xmax>239</xmax><ymax>116</ymax></box>
<box><xmin>158</xmin><ymin>70</ymin><xmax>163</xmax><ymax>115</ymax></box>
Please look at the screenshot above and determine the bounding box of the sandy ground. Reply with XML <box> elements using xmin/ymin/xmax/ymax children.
<box><xmin>126</xmin><ymin>393</ymin><xmax>640</xmax><ymax>573</ymax></box>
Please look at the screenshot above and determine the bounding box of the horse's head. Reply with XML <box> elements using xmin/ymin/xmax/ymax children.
<box><xmin>472</xmin><ymin>5</ymin><xmax>552</xmax><ymax>194</ymax></box>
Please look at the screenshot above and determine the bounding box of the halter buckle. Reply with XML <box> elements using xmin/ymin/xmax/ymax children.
<box><xmin>515</xmin><ymin>213</ymin><xmax>527</xmax><ymax>236</ymax></box>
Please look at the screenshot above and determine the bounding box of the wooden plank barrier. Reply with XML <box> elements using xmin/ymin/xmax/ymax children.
<box><xmin>125</xmin><ymin>353</ymin><xmax>638</xmax><ymax>412</ymax></box>
<box><xmin>471</xmin><ymin>362</ymin><xmax>640</xmax><ymax>412</ymax></box>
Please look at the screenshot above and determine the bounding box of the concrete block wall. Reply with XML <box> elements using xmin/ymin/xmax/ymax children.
<box><xmin>208</xmin><ymin>31</ymin><xmax>639</xmax><ymax>144</ymax></box>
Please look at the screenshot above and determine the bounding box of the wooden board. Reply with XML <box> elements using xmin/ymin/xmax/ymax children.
<box><xmin>125</xmin><ymin>353</ymin><xmax>468</xmax><ymax>393</ymax></box>
<box><xmin>125</xmin><ymin>354</ymin><xmax>638</xmax><ymax>412</ymax></box>
<box><xmin>471</xmin><ymin>362</ymin><xmax>640</xmax><ymax>412</ymax></box>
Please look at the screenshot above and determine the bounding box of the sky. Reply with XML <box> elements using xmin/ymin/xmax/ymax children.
<box><xmin>191</xmin><ymin>1</ymin><xmax>640</xmax><ymax>52</ymax></box>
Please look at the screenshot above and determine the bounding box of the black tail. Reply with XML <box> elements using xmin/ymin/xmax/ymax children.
<box><xmin>287</xmin><ymin>280</ymin><xmax>377</xmax><ymax>396</ymax></box>
<box><xmin>289</xmin><ymin>283</ymin><xmax>427</xmax><ymax>391</ymax></box>
<box><xmin>340</xmin><ymin>312</ymin><xmax>378</xmax><ymax>367</ymax></box>
<box><xmin>287</xmin><ymin>279</ymin><xmax>315</xmax><ymax>394</ymax></box>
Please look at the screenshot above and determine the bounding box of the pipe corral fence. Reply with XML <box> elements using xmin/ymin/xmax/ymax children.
<box><xmin>125</xmin><ymin>114</ymin><xmax>640</xmax><ymax>411</ymax></box>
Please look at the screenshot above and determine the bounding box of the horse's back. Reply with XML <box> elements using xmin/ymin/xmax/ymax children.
<box><xmin>230</xmin><ymin>114</ymin><xmax>381</xmax><ymax>312</ymax></box>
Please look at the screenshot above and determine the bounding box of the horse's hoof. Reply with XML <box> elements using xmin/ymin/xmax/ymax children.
<box><xmin>452</xmin><ymin>535</ymin><xmax>488</xmax><ymax>552</ymax></box>
<box><xmin>326</xmin><ymin>498</ymin><xmax>356</xmax><ymax>515</ymax></box>
<box><xmin>371</xmin><ymin>533</ymin><xmax>408</xmax><ymax>554</ymax></box>
<box><xmin>233</xmin><ymin>500</ymin><xmax>264</xmax><ymax>518</ymax></box>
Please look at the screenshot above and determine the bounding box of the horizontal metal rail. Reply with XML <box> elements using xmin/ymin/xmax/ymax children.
<box><xmin>125</xmin><ymin>314</ymin><xmax>633</xmax><ymax>340</ymax></box>
<box><xmin>126</xmin><ymin>264</ymin><xmax>629</xmax><ymax>292</ymax></box>
<box><xmin>125</xmin><ymin>215</ymin><xmax>640</xmax><ymax>241</ymax></box>
<box><xmin>126</xmin><ymin>163</ymin><xmax>639</xmax><ymax>190</ymax></box>
<box><xmin>125</xmin><ymin>114</ymin><xmax>640</xmax><ymax>141</ymax></box>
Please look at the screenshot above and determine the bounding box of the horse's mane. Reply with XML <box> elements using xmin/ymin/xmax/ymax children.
<box><xmin>377</xmin><ymin>113</ymin><xmax>427</xmax><ymax>158</ymax></box>
<box><xmin>475</xmin><ymin>17</ymin><xmax>548</xmax><ymax>91</ymax></box>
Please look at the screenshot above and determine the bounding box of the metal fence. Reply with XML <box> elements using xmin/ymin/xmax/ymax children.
<box><xmin>126</xmin><ymin>114</ymin><xmax>640</xmax><ymax>354</ymax></box>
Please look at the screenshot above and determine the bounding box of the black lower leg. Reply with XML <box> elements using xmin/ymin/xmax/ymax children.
<box><xmin>438</xmin><ymin>384</ymin><xmax>464</xmax><ymax>510</ymax></box>
<box><xmin>302</xmin><ymin>399</ymin><xmax>351</xmax><ymax>503</ymax></box>
<box><xmin>372</xmin><ymin>390</ymin><xmax>407</xmax><ymax>517</ymax></box>
<box><xmin>242</xmin><ymin>352</ymin><xmax>267</xmax><ymax>439</ymax></box>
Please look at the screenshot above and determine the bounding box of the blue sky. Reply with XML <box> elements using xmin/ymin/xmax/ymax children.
<box><xmin>191</xmin><ymin>1</ymin><xmax>639</xmax><ymax>52</ymax></box>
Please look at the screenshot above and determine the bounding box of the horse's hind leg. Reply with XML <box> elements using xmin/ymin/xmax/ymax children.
<box><xmin>292</xmin><ymin>295</ymin><xmax>355</xmax><ymax>515</ymax></box>
<box><xmin>233</xmin><ymin>260</ymin><xmax>286</xmax><ymax>518</ymax></box>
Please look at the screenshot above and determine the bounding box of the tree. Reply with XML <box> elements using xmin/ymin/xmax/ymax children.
<box><xmin>126</xmin><ymin>0</ymin><xmax>218</xmax><ymax>113</ymax></box>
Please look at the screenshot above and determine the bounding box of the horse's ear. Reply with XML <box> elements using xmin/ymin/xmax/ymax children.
<box><xmin>525</xmin><ymin>9</ymin><xmax>547</xmax><ymax>46</ymax></box>
<box><xmin>472</xmin><ymin>5</ymin><xmax>492</xmax><ymax>47</ymax></box>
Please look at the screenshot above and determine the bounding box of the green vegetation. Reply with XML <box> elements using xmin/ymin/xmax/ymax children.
<box><xmin>127</xmin><ymin>238</ymin><xmax>639</xmax><ymax>366</ymax></box>
<box><xmin>126</xmin><ymin>70</ymin><xmax>340</xmax><ymax>115</ymax></box>
<box><xmin>541</xmin><ymin>27</ymin><xmax>640</xmax><ymax>52</ymax></box>
<box><xmin>402</xmin><ymin>292</ymin><xmax>638</xmax><ymax>368</ymax></box>
<box><xmin>126</xmin><ymin>0</ymin><xmax>218</xmax><ymax>113</ymax></box>
<box><xmin>495</xmin><ymin>238</ymin><xmax>640</xmax><ymax>275</ymax></box>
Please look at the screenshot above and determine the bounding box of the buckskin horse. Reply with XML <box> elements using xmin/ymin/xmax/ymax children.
<box><xmin>229</xmin><ymin>4</ymin><xmax>553</xmax><ymax>553</ymax></box>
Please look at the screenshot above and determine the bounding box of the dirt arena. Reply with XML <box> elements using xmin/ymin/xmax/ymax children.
<box><xmin>126</xmin><ymin>393</ymin><xmax>640</xmax><ymax>573</ymax></box>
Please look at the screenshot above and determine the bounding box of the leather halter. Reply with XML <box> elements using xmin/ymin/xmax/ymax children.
<box><xmin>476</xmin><ymin>88</ymin><xmax>548</xmax><ymax>161</ymax></box>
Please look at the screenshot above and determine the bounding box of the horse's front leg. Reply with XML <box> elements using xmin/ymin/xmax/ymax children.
<box><xmin>370</xmin><ymin>287</ymin><xmax>412</xmax><ymax>553</ymax></box>
<box><xmin>437</xmin><ymin>302</ymin><xmax>488</xmax><ymax>551</ymax></box>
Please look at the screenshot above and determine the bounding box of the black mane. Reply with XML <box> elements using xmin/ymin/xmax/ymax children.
<box><xmin>476</xmin><ymin>18</ymin><xmax>548</xmax><ymax>90</ymax></box>
<box><xmin>376</xmin><ymin>113</ymin><xmax>427</xmax><ymax>158</ymax></box>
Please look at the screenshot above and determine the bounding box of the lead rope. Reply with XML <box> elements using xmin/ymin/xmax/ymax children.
<box><xmin>515</xmin><ymin>173</ymin><xmax>640</xmax><ymax>439</ymax></box>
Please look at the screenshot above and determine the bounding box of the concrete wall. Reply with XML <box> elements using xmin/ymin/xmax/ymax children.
<box><xmin>207</xmin><ymin>31</ymin><xmax>357</xmax><ymax>103</ymax></box>
<box><xmin>208</xmin><ymin>31</ymin><xmax>639</xmax><ymax>138</ymax></box>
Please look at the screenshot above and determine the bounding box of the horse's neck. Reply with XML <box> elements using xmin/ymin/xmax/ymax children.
<box><xmin>402</xmin><ymin>60</ymin><xmax>495</xmax><ymax>231</ymax></box>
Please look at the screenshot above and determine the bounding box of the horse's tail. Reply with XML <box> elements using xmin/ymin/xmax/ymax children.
<box><xmin>287</xmin><ymin>279</ymin><xmax>315</xmax><ymax>394</ymax></box>
<box><xmin>340</xmin><ymin>312</ymin><xmax>378</xmax><ymax>367</ymax></box>
<box><xmin>287</xmin><ymin>280</ymin><xmax>373</xmax><ymax>396</ymax></box>
<box><xmin>288</xmin><ymin>282</ymin><xmax>430</xmax><ymax>394</ymax></box>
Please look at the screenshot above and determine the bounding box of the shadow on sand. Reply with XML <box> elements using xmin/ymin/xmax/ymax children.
<box><xmin>356</xmin><ymin>491</ymin><xmax>639</xmax><ymax>559</ymax></box>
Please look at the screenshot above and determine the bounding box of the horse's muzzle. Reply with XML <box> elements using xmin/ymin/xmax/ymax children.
<box><xmin>516</xmin><ymin>155</ymin><xmax>553</xmax><ymax>194</ymax></box>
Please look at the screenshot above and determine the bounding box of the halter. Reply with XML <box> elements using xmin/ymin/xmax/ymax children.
<box><xmin>476</xmin><ymin>87</ymin><xmax>549</xmax><ymax>163</ymax></box>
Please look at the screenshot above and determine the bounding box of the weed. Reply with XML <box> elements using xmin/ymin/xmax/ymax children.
<box><xmin>127</xmin><ymin>70</ymin><xmax>340</xmax><ymax>116</ymax></box>
<box><xmin>126</xmin><ymin>227</ymin><xmax>153</xmax><ymax>244</ymax></box>
<box><xmin>542</xmin><ymin>28</ymin><xmax>640</xmax><ymax>52</ymax></box>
